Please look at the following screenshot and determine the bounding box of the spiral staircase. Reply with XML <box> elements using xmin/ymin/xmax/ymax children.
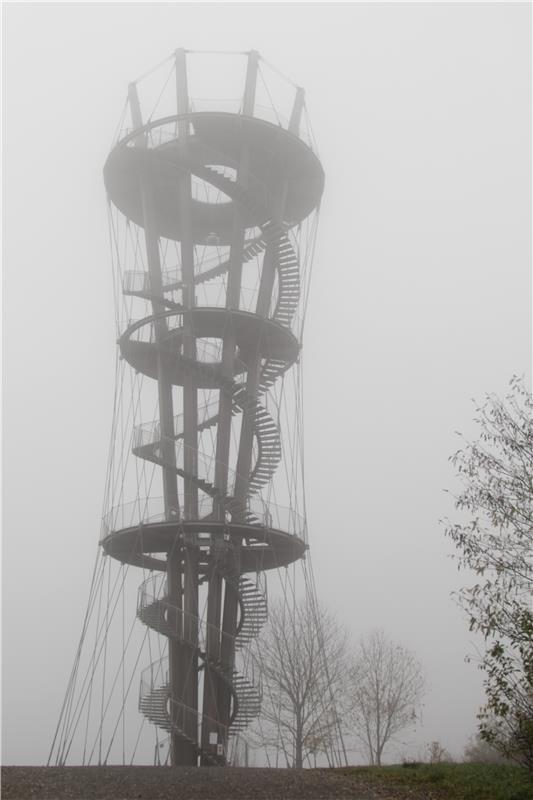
<box><xmin>136</xmin><ymin>571</ymin><xmax>266</xmax><ymax>752</ymax></box>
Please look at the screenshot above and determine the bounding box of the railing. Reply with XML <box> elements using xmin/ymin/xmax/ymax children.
<box><xmin>122</xmin><ymin>267</ymin><xmax>184</xmax><ymax>295</ymax></box>
<box><xmin>138</xmin><ymin>654</ymin><xmax>256</xmax><ymax>744</ymax></box>
<box><xmin>122</xmin><ymin>269</ymin><xmax>272</xmax><ymax>316</ymax></box>
<box><xmin>123</xmin><ymin>317</ymin><xmax>237</xmax><ymax>364</ymax></box>
<box><xmin>100</xmin><ymin>494</ymin><xmax>213</xmax><ymax>539</ymax></box>
<box><xmin>121</xmin><ymin>236</ymin><xmax>302</xmax><ymax>331</ymax></box>
<box><xmin>190</xmin><ymin>99</ymin><xmax>316</xmax><ymax>152</ymax></box>
<box><xmin>122</xmin><ymin>314</ymin><xmax>252</xmax><ymax>360</ymax></box>
<box><xmin>140</xmin><ymin>656</ymin><xmax>169</xmax><ymax>699</ymax></box>
<box><xmin>133</xmin><ymin>397</ymin><xmax>222</xmax><ymax>449</ymax></box>
<box><xmin>121</xmin><ymin>311</ymin><xmax>184</xmax><ymax>345</ymax></box>
<box><xmin>101</xmin><ymin>489</ymin><xmax>306</xmax><ymax>541</ymax></box>
<box><xmin>132</xmin><ymin>439</ymin><xmax>238</xmax><ymax>499</ymax></box>
<box><xmin>120</xmin><ymin>118</ymin><xmax>275</xmax><ymax>215</ymax></box>
<box><xmin>120</xmin><ymin>100</ymin><xmax>316</xmax><ymax>152</ymax></box>
<box><xmin>137</xmin><ymin>574</ymin><xmax>264</xmax><ymax>684</ymax></box>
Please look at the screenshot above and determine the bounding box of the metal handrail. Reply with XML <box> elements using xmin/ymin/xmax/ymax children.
<box><xmin>137</xmin><ymin>577</ymin><xmax>264</xmax><ymax>680</ymax></box>
<box><xmin>119</xmin><ymin>101</ymin><xmax>316</xmax><ymax>153</ymax></box>
<box><xmin>101</xmin><ymin>488</ymin><xmax>306</xmax><ymax>541</ymax></box>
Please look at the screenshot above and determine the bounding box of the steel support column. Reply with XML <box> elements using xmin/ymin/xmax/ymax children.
<box><xmin>202</xmin><ymin>49</ymin><xmax>259</xmax><ymax>763</ymax></box>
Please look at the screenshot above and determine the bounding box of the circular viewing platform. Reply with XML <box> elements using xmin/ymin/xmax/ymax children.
<box><xmin>119</xmin><ymin>307</ymin><xmax>300</xmax><ymax>387</ymax></box>
<box><xmin>101</xmin><ymin>517</ymin><xmax>307</xmax><ymax>574</ymax></box>
<box><xmin>104</xmin><ymin>112</ymin><xmax>324</xmax><ymax>243</ymax></box>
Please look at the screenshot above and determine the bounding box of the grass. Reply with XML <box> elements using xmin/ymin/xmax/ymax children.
<box><xmin>339</xmin><ymin>762</ymin><xmax>533</xmax><ymax>800</ymax></box>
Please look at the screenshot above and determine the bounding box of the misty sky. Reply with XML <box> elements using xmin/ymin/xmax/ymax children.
<box><xmin>3</xmin><ymin>2</ymin><xmax>531</xmax><ymax>765</ymax></box>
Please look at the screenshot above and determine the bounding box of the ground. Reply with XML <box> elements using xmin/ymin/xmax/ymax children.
<box><xmin>1</xmin><ymin>765</ymin><xmax>444</xmax><ymax>799</ymax></box>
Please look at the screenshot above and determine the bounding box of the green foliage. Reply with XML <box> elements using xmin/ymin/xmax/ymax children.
<box><xmin>478</xmin><ymin>627</ymin><xmax>533</xmax><ymax>769</ymax></box>
<box><xmin>464</xmin><ymin>732</ymin><xmax>514</xmax><ymax>764</ymax></box>
<box><xmin>443</xmin><ymin>377</ymin><xmax>533</xmax><ymax>769</ymax></box>
<box><xmin>338</xmin><ymin>763</ymin><xmax>533</xmax><ymax>800</ymax></box>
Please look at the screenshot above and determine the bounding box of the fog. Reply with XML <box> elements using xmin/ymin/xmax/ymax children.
<box><xmin>3</xmin><ymin>2</ymin><xmax>531</xmax><ymax>765</ymax></box>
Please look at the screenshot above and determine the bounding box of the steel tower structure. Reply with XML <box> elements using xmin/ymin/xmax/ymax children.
<box><xmin>86</xmin><ymin>49</ymin><xmax>323</xmax><ymax>767</ymax></box>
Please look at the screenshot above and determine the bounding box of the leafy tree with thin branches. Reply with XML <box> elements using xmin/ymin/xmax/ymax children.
<box><xmin>444</xmin><ymin>377</ymin><xmax>533</xmax><ymax>768</ymax></box>
<box><xmin>464</xmin><ymin>731</ymin><xmax>512</xmax><ymax>764</ymax></box>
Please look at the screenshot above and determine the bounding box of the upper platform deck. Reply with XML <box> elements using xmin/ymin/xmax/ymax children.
<box><xmin>104</xmin><ymin>112</ymin><xmax>324</xmax><ymax>243</ymax></box>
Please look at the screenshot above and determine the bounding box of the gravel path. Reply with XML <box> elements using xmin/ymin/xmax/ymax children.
<box><xmin>2</xmin><ymin>766</ymin><xmax>443</xmax><ymax>799</ymax></box>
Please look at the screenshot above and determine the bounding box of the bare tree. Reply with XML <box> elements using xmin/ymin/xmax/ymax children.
<box><xmin>349</xmin><ymin>630</ymin><xmax>425</xmax><ymax>766</ymax></box>
<box><xmin>252</xmin><ymin>597</ymin><xmax>349</xmax><ymax>768</ymax></box>
<box><xmin>426</xmin><ymin>740</ymin><xmax>453</xmax><ymax>763</ymax></box>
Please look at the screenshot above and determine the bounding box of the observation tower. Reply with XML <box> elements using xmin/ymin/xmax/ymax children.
<box><xmin>100</xmin><ymin>49</ymin><xmax>324</xmax><ymax>767</ymax></box>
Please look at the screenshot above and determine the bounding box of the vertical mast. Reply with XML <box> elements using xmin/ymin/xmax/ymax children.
<box><xmin>289</xmin><ymin>87</ymin><xmax>305</xmax><ymax>136</ymax></box>
<box><xmin>170</xmin><ymin>47</ymin><xmax>199</xmax><ymax>765</ymax></box>
<box><xmin>203</xmin><ymin>50</ymin><xmax>260</xmax><ymax>760</ymax></box>
<box><xmin>175</xmin><ymin>47</ymin><xmax>198</xmax><ymax>522</ymax></box>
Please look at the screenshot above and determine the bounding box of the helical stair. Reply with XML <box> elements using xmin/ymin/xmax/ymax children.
<box><xmin>136</xmin><ymin>572</ymin><xmax>266</xmax><ymax>749</ymax></box>
<box><xmin>101</xmin><ymin>62</ymin><xmax>324</xmax><ymax>766</ymax></box>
